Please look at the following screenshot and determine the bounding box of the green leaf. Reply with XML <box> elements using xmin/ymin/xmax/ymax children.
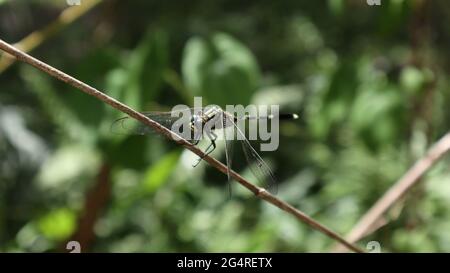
<box><xmin>400</xmin><ymin>66</ymin><xmax>425</xmax><ymax>94</ymax></box>
<box><xmin>350</xmin><ymin>86</ymin><xmax>404</xmax><ymax>149</ymax></box>
<box><xmin>181</xmin><ymin>37</ymin><xmax>211</xmax><ymax>99</ymax></box>
<box><xmin>38</xmin><ymin>208</ymin><xmax>76</xmax><ymax>241</ymax></box>
<box><xmin>328</xmin><ymin>0</ymin><xmax>344</xmax><ymax>16</ymax></box>
<box><xmin>127</xmin><ymin>30</ymin><xmax>169</xmax><ymax>108</ymax></box>
<box><xmin>141</xmin><ymin>151</ymin><xmax>181</xmax><ymax>193</ymax></box>
<box><xmin>105</xmin><ymin>30</ymin><xmax>169</xmax><ymax>113</ymax></box>
<box><xmin>182</xmin><ymin>33</ymin><xmax>260</xmax><ymax>106</ymax></box>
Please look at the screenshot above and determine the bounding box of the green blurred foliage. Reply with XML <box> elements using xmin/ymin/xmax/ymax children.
<box><xmin>182</xmin><ymin>32</ymin><xmax>260</xmax><ymax>106</ymax></box>
<box><xmin>1</xmin><ymin>0</ymin><xmax>450</xmax><ymax>253</ymax></box>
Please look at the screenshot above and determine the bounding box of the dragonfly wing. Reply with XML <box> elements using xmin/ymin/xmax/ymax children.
<box><xmin>240</xmin><ymin>140</ymin><xmax>278</xmax><ymax>194</ymax></box>
<box><xmin>111</xmin><ymin>110</ymin><xmax>199</xmax><ymax>144</ymax></box>
<box><xmin>230</xmin><ymin>118</ymin><xmax>278</xmax><ymax>194</ymax></box>
<box><xmin>223</xmin><ymin>114</ymin><xmax>235</xmax><ymax>197</ymax></box>
<box><xmin>111</xmin><ymin>112</ymin><xmax>178</xmax><ymax>135</ymax></box>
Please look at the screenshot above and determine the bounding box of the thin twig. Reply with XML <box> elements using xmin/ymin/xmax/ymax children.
<box><xmin>0</xmin><ymin>0</ymin><xmax>101</xmax><ymax>73</ymax></box>
<box><xmin>0</xmin><ymin>39</ymin><xmax>364</xmax><ymax>253</ymax></box>
<box><xmin>333</xmin><ymin>131</ymin><xmax>450</xmax><ymax>252</ymax></box>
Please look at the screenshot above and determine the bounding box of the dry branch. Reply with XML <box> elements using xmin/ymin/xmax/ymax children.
<box><xmin>333</xmin><ymin>131</ymin><xmax>450</xmax><ymax>252</ymax></box>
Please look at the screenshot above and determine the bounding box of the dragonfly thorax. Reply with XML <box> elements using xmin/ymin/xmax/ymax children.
<box><xmin>190</xmin><ymin>106</ymin><xmax>225</xmax><ymax>131</ymax></box>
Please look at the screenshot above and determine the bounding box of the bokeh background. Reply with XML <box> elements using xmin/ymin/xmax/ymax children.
<box><xmin>1</xmin><ymin>0</ymin><xmax>450</xmax><ymax>252</ymax></box>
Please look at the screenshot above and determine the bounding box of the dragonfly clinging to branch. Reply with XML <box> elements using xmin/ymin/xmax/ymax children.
<box><xmin>111</xmin><ymin>105</ymin><xmax>298</xmax><ymax>195</ymax></box>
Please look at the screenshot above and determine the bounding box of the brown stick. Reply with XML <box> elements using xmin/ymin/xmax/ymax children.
<box><xmin>333</xmin><ymin>131</ymin><xmax>450</xmax><ymax>252</ymax></box>
<box><xmin>0</xmin><ymin>39</ymin><xmax>364</xmax><ymax>253</ymax></box>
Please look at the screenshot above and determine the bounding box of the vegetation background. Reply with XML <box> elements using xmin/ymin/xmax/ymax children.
<box><xmin>1</xmin><ymin>0</ymin><xmax>450</xmax><ymax>252</ymax></box>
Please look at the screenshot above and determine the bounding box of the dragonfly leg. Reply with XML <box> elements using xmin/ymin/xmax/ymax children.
<box><xmin>192</xmin><ymin>131</ymin><xmax>217</xmax><ymax>167</ymax></box>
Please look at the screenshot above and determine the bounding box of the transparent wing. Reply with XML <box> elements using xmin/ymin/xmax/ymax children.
<box><xmin>111</xmin><ymin>112</ymin><xmax>181</xmax><ymax>135</ymax></box>
<box><xmin>223</xmin><ymin>113</ymin><xmax>235</xmax><ymax>197</ymax></box>
<box><xmin>110</xmin><ymin>108</ymin><xmax>206</xmax><ymax>144</ymax></box>
<box><xmin>227</xmin><ymin>115</ymin><xmax>278</xmax><ymax>194</ymax></box>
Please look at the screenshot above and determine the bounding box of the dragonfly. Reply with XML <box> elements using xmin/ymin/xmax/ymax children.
<box><xmin>111</xmin><ymin>105</ymin><xmax>298</xmax><ymax>195</ymax></box>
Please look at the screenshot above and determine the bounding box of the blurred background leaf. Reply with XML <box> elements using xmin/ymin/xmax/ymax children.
<box><xmin>182</xmin><ymin>32</ymin><xmax>260</xmax><ymax>106</ymax></box>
